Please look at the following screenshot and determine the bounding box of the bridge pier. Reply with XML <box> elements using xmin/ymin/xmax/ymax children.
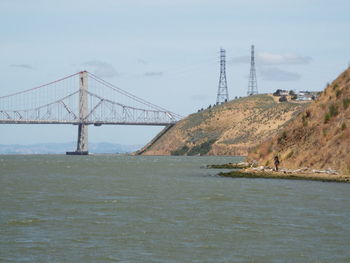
<box><xmin>73</xmin><ymin>123</ymin><xmax>89</xmax><ymax>155</ymax></box>
<box><xmin>66</xmin><ymin>71</ymin><xmax>89</xmax><ymax>155</ymax></box>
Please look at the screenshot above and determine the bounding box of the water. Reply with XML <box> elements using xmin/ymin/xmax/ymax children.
<box><xmin>1</xmin><ymin>155</ymin><xmax>349</xmax><ymax>263</ymax></box>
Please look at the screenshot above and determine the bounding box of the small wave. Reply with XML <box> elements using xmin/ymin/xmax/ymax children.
<box><xmin>103</xmin><ymin>199</ymin><xmax>118</xmax><ymax>203</ymax></box>
<box><xmin>69</xmin><ymin>237</ymin><xmax>90</xmax><ymax>243</ymax></box>
<box><xmin>7</xmin><ymin>218</ymin><xmax>42</xmax><ymax>226</ymax></box>
<box><xmin>200</xmin><ymin>194</ymin><xmax>231</xmax><ymax>201</ymax></box>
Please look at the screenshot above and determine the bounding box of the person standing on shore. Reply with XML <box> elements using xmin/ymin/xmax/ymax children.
<box><xmin>274</xmin><ymin>156</ymin><xmax>280</xmax><ymax>171</ymax></box>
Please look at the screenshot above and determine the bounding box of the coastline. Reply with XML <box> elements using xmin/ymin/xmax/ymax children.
<box><xmin>217</xmin><ymin>169</ymin><xmax>350</xmax><ymax>183</ymax></box>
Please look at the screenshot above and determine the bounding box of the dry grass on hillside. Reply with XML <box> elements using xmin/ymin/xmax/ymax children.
<box><xmin>248</xmin><ymin>68</ymin><xmax>350</xmax><ymax>174</ymax></box>
<box><xmin>142</xmin><ymin>94</ymin><xmax>309</xmax><ymax>156</ymax></box>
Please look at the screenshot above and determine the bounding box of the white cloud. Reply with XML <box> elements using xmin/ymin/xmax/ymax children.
<box><xmin>230</xmin><ymin>52</ymin><xmax>311</xmax><ymax>65</ymax></box>
<box><xmin>82</xmin><ymin>60</ymin><xmax>119</xmax><ymax>78</ymax></box>
<box><xmin>258</xmin><ymin>52</ymin><xmax>311</xmax><ymax>65</ymax></box>
<box><xmin>260</xmin><ymin>67</ymin><xmax>301</xmax><ymax>81</ymax></box>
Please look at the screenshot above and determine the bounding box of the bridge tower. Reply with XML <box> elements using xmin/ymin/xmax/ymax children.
<box><xmin>216</xmin><ymin>48</ymin><xmax>229</xmax><ymax>104</ymax></box>
<box><xmin>247</xmin><ymin>45</ymin><xmax>258</xmax><ymax>96</ymax></box>
<box><xmin>67</xmin><ymin>71</ymin><xmax>89</xmax><ymax>155</ymax></box>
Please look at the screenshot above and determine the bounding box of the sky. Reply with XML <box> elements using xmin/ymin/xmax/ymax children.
<box><xmin>0</xmin><ymin>0</ymin><xmax>349</xmax><ymax>146</ymax></box>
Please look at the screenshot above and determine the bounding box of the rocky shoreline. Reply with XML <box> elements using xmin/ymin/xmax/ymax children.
<box><xmin>209</xmin><ymin>162</ymin><xmax>350</xmax><ymax>183</ymax></box>
<box><xmin>207</xmin><ymin>162</ymin><xmax>252</xmax><ymax>169</ymax></box>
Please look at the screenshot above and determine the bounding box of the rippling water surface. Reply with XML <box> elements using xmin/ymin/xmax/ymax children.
<box><xmin>1</xmin><ymin>155</ymin><xmax>349</xmax><ymax>262</ymax></box>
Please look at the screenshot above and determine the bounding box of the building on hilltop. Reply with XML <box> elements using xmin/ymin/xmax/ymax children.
<box><xmin>273</xmin><ymin>89</ymin><xmax>289</xmax><ymax>96</ymax></box>
<box><xmin>273</xmin><ymin>89</ymin><xmax>321</xmax><ymax>101</ymax></box>
<box><xmin>297</xmin><ymin>91</ymin><xmax>321</xmax><ymax>101</ymax></box>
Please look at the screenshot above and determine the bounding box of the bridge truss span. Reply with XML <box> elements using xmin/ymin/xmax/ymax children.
<box><xmin>0</xmin><ymin>71</ymin><xmax>181</xmax><ymax>154</ymax></box>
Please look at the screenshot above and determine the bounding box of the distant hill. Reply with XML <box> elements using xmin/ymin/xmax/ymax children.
<box><xmin>248</xmin><ymin>68</ymin><xmax>350</xmax><ymax>174</ymax></box>
<box><xmin>0</xmin><ymin>142</ymin><xmax>142</xmax><ymax>154</ymax></box>
<box><xmin>139</xmin><ymin>94</ymin><xmax>309</xmax><ymax>156</ymax></box>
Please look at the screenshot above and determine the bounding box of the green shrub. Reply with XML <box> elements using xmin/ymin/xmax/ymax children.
<box><xmin>277</xmin><ymin>131</ymin><xmax>288</xmax><ymax>144</ymax></box>
<box><xmin>343</xmin><ymin>98</ymin><xmax>350</xmax><ymax>110</ymax></box>
<box><xmin>336</xmin><ymin>89</ymin><xmax>342</xmax><ymax>98</ymax></box>
<box><xmin>171</xmin><ymin>145</ymin><xmax>189</xmax><ymax>155</ymax></box>
<box><xmin>187</xmin><ymin>139</ymin><xmax>216</xmax><ymax>156</ymax></box>
<box><xmin>282</xmin><ymin>131</ymin><xmax>287</xmax><ymax>138</ymax></box>
<box><xmin>324</xmin><ymin>113</ymin><xmax>330</xmax><ymax>123</ymax></box>
<box><xmin>329</xmin><ymin>104</ymin><xmax>339</xmax><ymax>117</ymax></box>
<box><xmin>301</xmin><ymin>110</ymin><xmax>311</xmax><ymax>126</ymax></box>
<box><xmin>323</xmin><ymin>128</ymin><xmax>328</xmax><ymax>136</ymax></box>
<box><xmin>341</xmin><ymin>123</ymin><xmax>347</xmax><ymax>131</ymax></box>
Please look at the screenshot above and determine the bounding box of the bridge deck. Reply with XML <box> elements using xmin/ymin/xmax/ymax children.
<box><xmin>0</xmin><ymin>120</ymin><xmax>176</xmax><ymax>126</ymax></box>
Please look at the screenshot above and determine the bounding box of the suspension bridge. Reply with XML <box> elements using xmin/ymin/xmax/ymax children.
<box><xmin>0</xmin><ymin>71</ymin><xmax>181</xmax><ymax>155</ymax></box>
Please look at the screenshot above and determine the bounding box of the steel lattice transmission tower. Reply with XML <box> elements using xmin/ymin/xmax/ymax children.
<box><xmin>216</xmin><ymin>48</ymin><xmax>229</xmax><ymax>104</ymax></box>
<box><xmin>247</xmin><ymin>45</ymin><xmax>258</xmax><ymax>96</ymax></box>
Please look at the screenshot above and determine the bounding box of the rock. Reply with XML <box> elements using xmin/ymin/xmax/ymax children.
<box><xmin>326</xmin><ymin>169</ymin><xmax>338</xmax><ymax>175</ymax></box>
<box><xmin>312</xmin><ymin>169</ymin><xmax>338</xmax><ymax>175</ymax></box>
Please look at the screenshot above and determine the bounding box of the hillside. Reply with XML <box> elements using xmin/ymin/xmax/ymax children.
<box><xmin>139</xmin><ymin>94</ymin><xmax>309</xmax><ymax>156</ymax></box>
<box><xmin>248</xmin><ymin>68</ymin><xmax>350</xmax><ymax>174</ymax></box>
